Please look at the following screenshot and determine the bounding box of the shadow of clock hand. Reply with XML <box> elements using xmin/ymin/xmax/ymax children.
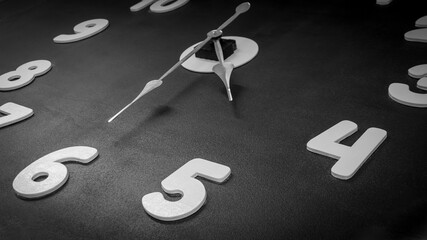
<box><xmin>227</xmin><ymin>83</ymin><xmax>245</xmax><ymax>119</ymax></box>
<box><xmin>113</xmin><ymin>105</ymin><xmax>174</xmax><ymax>147</ymax></box>
<box><xmin>166</xmin><ymin>75</ymin><xmax>247</xmax><ymax>119</ymax></box>
<box><xmin>112</xmin><ymin>77</ymin><xmax>204</xmax><ymax>147</ymax></box>
<box><xmin>113</xmin><ymin>75</ymin><xmax>248</xmax><ymax>147</ymax></box>
<box><xmin>163</xmin><ymin>76</ymin><xmax>207</xmax><ymax>105</ymax></box>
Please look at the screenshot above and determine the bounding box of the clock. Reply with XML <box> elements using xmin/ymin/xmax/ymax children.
<box><xmin>0</xmin><ymin>0</ymin><xmax>426</xmax><ymax>239</ymax></box>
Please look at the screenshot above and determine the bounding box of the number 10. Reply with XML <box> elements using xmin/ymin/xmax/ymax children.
<box><xmin>130</xmin><ymin>0</ymin><xmax>189</xmax><ymax>13</ymax></box>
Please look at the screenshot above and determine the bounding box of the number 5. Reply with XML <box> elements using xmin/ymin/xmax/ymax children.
<box><xmin>142</xmin><ymin>158</ymin><xmax>231</xmax><ymax>221</ymax></box>
<box><xmin>13</xmin><ymin>146</ymin><xmax>98</xmax><ymax>199</ymax></box>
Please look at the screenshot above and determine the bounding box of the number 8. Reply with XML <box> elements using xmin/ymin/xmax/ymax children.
<box><xmin>13</xmin><ymin>146</ymin><xmax>98</xmax><ymax>199</ymax></box>
<box><xmin>0</xmin><ymin>60</ymin><xmax>52</xmax><ymax>91</ymax></box>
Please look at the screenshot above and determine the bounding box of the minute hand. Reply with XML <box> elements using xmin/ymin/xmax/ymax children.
<box><xmin>159</xmin><ymin>30</ymin><xmax>216</xmax><ymax>81</ymax></box>
<box><xmin>217</xmin><ymin>2</ymin><xmax>251</xmax><ymax>31</ymax></box>
<box><xmin>160</xmin><ymin>2</ymin><xmax>251</xmax><ymax>81</ymax></box>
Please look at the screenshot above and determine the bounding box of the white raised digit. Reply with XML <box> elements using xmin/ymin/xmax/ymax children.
<box><xmin>417</xmin><ymin>77</ymin><xmax>427</xmax><ymax>90</ymax></box>
<box><xmin>389</xmin><ymin>64</ymin><xmax>427</xmax><ymax>108</ymax></box>
<box><xmin>13</xmin><ymin>146</ymin><xmax>98</xmax><ymax>199</ymax></box>
<box><xmin>307</xmin><ymin>120</ymin><xmax>387</xmax><ymax>180</ymax></box>
<box><xmin>408</xmin><ymin>64</ymin><xmax>427</xmax><ymax>78</ymax></box>
<box><xmin>0</xmin><ymin>102</ymin><xmax>33</xmax><ymax>128</ymax></box>
<box><xmin>0</xmin><ymin>60</ymin><xmax>52</xmax><ymax>91</ymax></box>
<box><xmin>150</xmin><ymin>0</ymin><xmax>189</xmax><ymax>13</ymax></box>
<box><xmin>389</xmin><ymin>82</ymin><xmax>427</xmax><ymax>107</ymax></box>
<box><xmin>130</xmin><ymin>0</ymin><xmax>156</xmax><ymax>12</ymax></box>
<box><xmin>376</xmin><ymin>0</ymin><xmax>392</xmax><ymax>5</ymax></box>
<box><xmin>405</xmin><ymin>28</ymin><xmax>427</xmax><ymax>43</ymax></box>
<box><xmin>142</xmin><ymin>158</ymin><xmax>230</xmax><ymax>221</ymax></box>
<box><xmin>130</xmin><ymin>0</ymin><xmax>189</xmax><ymax>13</ymax></box>
<box><xmin>53</xmin><ymin>19</ymin><xmax>109</xmax><ymax>43</ymax></box>
<box><xmin>405</xmin><ymin>16</ymin><xmax>427</xmax><ymax>43</ymax></box>
<box><xmin>415</xmin><ymin>16</ymin><xmax>427</xmax><ymax>28</ymax></box>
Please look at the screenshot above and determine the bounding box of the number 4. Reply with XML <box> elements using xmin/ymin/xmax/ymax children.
<box><xmin>307</xmin><ymin>120</ymin><xmax>387</xmax><ymax>180</ymax></box>
<box><xmin>142</xmin><ymin>158</ymin><xmax>231</xmax><ymax>221</ymax></box>
<box><xmin>130</xmin><ymin>0</ymin><xmax>189</xmax><ymax>13</ymax></box>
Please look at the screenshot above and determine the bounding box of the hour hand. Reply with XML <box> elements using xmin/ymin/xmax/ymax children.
<box><xmin>210</xmin><ymin>30</ymin><xmax>234</xmax><ymax>101</ymax></box>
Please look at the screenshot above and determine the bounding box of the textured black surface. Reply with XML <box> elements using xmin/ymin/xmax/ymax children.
<box><xmin>0</xmin><ymin>0</ymin><xmax>427</xmax><ymax>239</ymax></box>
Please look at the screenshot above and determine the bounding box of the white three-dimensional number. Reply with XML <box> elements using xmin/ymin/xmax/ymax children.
<box><xmin>405</xmin><ymin>15</ymin><xmax>427</xmax><ymax>43</ymax></box>
<box><xmin>389</xmin><ymin>64</ymin><xmax>427</xmax><ymax>107</ymax></box>
<box><xmin>376</xmin><ymin>0</ymin><xmax>392</xmax><ymax>5</ymax></box>
<box><xmin>53</xmin><ymin>19</ymin><xmax>109</xmax><ymax>43</ymax></box>
<box><xmin>0</xmin><ymin>102</ymin><xmax>33</xmax><ymax>128</ymax></box>
<box><xmin>307</xmin><ymin>120</ymin><xmax>387</xmax><ymax>180</ymax></box>
<box><xmin>13</xmin><ymin>146</ymin><xmax>98</xmax><ymax>199</ymax></box>
<box><xmin>0</xmin><ymin>60</ymin><xmax>52</xmax><ymax>91</ymax></box>
<box><xmin>130</xmin><ymin>0</ymin><xmax>189</xmax><ymax>13</ymax></box>
<box><xmin>142</xmin><ymin>158</ymin><xmax>231</xmax><ymax>221</ymax></box>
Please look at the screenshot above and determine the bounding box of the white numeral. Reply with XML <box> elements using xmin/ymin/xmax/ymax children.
<box><xmin>0</xmin><ymin>102</ymin><xmax>33</xmax><ymax>128</ymax></box>
<box><xmin>0</xmin><ymin>60</ymin><xmax>52</xmax><ymax>91</ymax></box>
<box><xmin>389</xmin><ymin>64</ymin><xmax>427</xmax><ymax>108</ymax></box>
<box><xmin>405</xmin><ymin>28</ymin><xmax>427</xmax><ymax>43</ymax></box>
<box><xmin>130</xmin><ymin>0</ymin><xmax>189</xmax><ymax>13</ymax></box>
<box><xmin>376</xmin><ymin>0</ymin><xmax>392</xmax><ymax>5</ymax></box>
<box><xmin>13</xmin><ymin>146</ymin><xmax>98</xmax><ymax>199</ymax></box>
<box><xmin>130</xmin><ymin>0</ymin><xmax>156</xmax><ymax>11</ymax></box>
<box><xmin>405</xmin><ymin>16</ymin><xmax>427</xmax><ymax>43</ymax></box>
<box><xmin>53</xmin><ymin>19</ymin><xmax>109</xmax><ymax>43</ymax></box>
<box><xmin>416</xmin><ymin>16</ymin><xmax>427</xmax><ymax>28</ymax></box>
<box><xmin>142</xmin><ymin>158</ymin><xmax>230</xmax><ymax>221</ymax></box>
<box><xmin>307</xmin><ymin>120</ymin><xmax>387</xmax><ymax>180</ymax></box>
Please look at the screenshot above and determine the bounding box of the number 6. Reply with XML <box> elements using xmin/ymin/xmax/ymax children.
<box><xmin>142</xmin><ymin>158</ymin><xmax>231</xmax><ymax>221</ymax></box>
<box><xmin>13</xmin><ymin>146</ymin><xmax>98</xmax><ymax>199</ymax></box>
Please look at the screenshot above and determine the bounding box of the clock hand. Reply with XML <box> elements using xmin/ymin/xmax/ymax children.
<box><xmin>108</xmin><ymin>2</ymin><xmax>251</xmax><ymax>122</ymax></box>
<box><xmin>211</xmin><ymin>2</ymin><xmax>250</xmax><ymax>101</ymax></box>
<box><xmin>158</xmin><ymin>2</ymin><xmax>250</xmax><ymax>82</ymax></box>
<box><xmin>211</xmin><ymin>31</ymin><xmax>234</xmax><ymax>101</ymax></box>
<box><xmin>108</xmin><ymin>30</ymin><xmax>217</xmax><ymax>123</ymax></box>
<box><xmin>217</xmin><ymin>2</ymin><xmax>250</xmax><ymax>31</ymax></box>
<box><xmin>158</xmin><ymin>30</ymin><xmax>217</xmax><ymax>82</ymax></box>
<box><xmin>108</xmin><ymin>80</ymin><xmax>163</xmax><ymax>123</ymax></box>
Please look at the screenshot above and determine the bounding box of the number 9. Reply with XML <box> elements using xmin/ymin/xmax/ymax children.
<box><xmin>13</xmin><ymin>146</ymin><xmax>98</xmax><ymax>199</ymax></box>
<box><xmin>53</xmin><ymin>19</ymin><xmax>109</xmax><ymax>43</ymax></box>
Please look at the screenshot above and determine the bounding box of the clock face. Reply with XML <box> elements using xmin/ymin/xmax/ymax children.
<box><xmin>1</xmin><ymin>0</ymin><xmax>427</xmax><ymax>239</ymax></box>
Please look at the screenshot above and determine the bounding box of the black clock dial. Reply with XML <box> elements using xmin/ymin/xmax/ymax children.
<box><xmin>0</xmin><ymin>0</ymin><xmax>426</xmax><ymax>239</ymax></box>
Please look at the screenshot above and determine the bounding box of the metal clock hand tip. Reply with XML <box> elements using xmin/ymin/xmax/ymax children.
<box><xmin>108</xmin><ymin>80</ymin><xmax>163</xmax><ymax>123</ymax></box>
